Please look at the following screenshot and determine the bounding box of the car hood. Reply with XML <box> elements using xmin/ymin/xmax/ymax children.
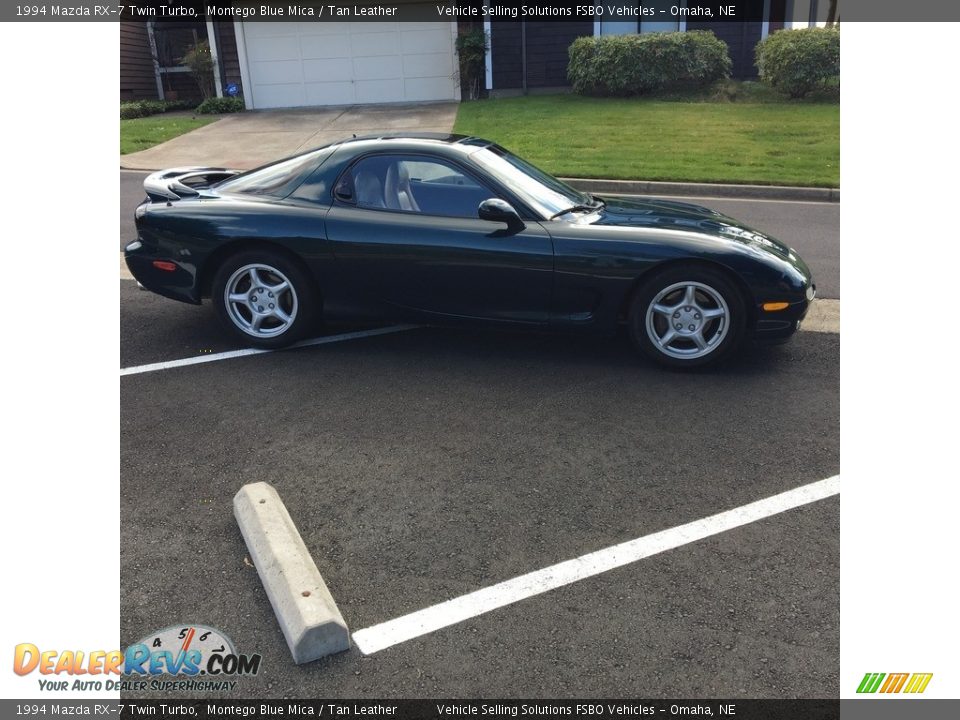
<box><xmin>582</xmin><ymin>195</ymin><xmax>797</xmax><ymax>263</ymax></box>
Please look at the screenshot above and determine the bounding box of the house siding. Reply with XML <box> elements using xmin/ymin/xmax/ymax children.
<box><xmin>491</xmin><ymin>23</ymin><xmax>522</xmax><ymax>90</ymax></box>
<box><xmin>491</xmin><ymin>21</ymin><xmax>593</xmax><ymax>90</ymax></box>
<box><xmin>120</xmin><ymin>22</ymin><xmax>159</xmax><ymax>101</ymax></box>
<box><xmin>211</xmin><ymin>21</ymin><xmax>243</xmax><ymax>96</ymax></box>
<box><xmin>687</xmin><ymin>21</ymin><xmax>764</xmax><ymax>78</ymax></box>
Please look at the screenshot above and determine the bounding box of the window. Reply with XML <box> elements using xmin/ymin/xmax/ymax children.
<box><xmin>219</xmin><ymin>148</ymin><xmax>331</xmax><ymax>197</ymax></box>
<box><xmin>337</xmin><ymin>155</ymin><xmax>495</xmax><ymax>219</ymax></box>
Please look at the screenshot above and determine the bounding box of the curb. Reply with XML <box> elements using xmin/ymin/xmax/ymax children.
<box><xmin>562</xmin><ymin>178</ymin><xmax>840</xmax><ymax>203</ymax></box>
<box><xmin>233</xmin><ymin>482</ymin><xmax>350</xmax><ymax>664</ymax></box>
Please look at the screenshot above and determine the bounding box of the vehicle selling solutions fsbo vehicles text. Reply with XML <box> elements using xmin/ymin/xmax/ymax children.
<box><xmin>438</xmin><ymin>5</ymin><xmax>733</xmax><ymax>19</ymax></box>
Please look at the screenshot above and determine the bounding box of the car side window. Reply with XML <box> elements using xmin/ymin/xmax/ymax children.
<box><xmin>337</xmin><ymin>155</ymin><xmax>494</xmax><ymax>219</ymax></box>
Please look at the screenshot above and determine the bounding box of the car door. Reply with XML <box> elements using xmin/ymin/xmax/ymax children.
<box><xmin>322</xmin><ymin>153</ymin><xmax>554</xmax><ymax>324</ymax></box>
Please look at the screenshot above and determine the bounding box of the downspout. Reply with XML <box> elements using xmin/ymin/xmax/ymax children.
<box><xmin>483</xmin><ymin>1</ymin><xmax>492</xmax><ymax>91</ymax></box>
<box><xmin>146</xmin><ymin>21</ymin><xmax>164</xmax><ymax>100</ymax></box>
<box><xmin>205</xmin><ymin>18</ymin><xmax>224</xmax><ymax>98</ymax></box>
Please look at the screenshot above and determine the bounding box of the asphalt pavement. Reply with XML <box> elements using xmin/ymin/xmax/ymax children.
<box><xmin>119</xmin><ymin>171</ymin><xmax>840</xmax><ymax>699</ymax></box>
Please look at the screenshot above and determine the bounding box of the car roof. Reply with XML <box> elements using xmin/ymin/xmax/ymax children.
<box><xmin>321</xmin><ymin>133</ymin><xmax>495</xmax><ymax>156</ymax></box>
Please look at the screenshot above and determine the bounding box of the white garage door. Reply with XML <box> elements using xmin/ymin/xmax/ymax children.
<box><xmin>239</xmin><ymin>15</ymin><xmax>459</xmax><ymax>109</ymax></box>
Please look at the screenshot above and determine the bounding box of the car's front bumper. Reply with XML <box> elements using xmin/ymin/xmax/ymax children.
<box><xmin>752</xmin><ymin>284</ymin><xmax>816</xmax><ymax>344</ymax></box>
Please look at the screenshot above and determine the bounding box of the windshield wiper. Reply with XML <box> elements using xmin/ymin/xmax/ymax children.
<box><xmin>549</xmin><ymin>198</ymin><xmax>604</xmax><ymax>220</ymax></box>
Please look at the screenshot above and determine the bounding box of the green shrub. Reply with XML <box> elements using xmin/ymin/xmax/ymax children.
<box><xmin>456</xmin><ymin>29</ymin><xmax>489</xmax><ymax>100</ymax></box>
<box><xmin>195</xmin><ymin>96</ymin><xmax>245</xmax><ymax>114</ymax></box>
<box><xmin>568</xmin><ymin>31</ymin><xmax>731</xmax><ymax>97</ymax></box>
<box><xmin>162</xmin><ymin>99</ymin><xmax>196</xmax><ymax>112</ymax></box>
<box><xmin>120</xmin><ymin>102</ymin><xmax>148</xmax><ymax>119</ymax></box>
<box><xmin>137</xmin><ymin>100</ymin><xmax>167</xmax><ymax>115</ymax></box>
<box><xmin>120</xmin><ymin>99</ymin><xmax>199</xmax><ymax>119</ymax></box>
<box><xmin>755</xmin><ymin>27</ymin><xmax>840</xmax><ymax>99</ymax></box>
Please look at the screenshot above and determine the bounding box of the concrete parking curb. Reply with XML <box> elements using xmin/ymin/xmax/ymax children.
<box><xmin>563</xmin><ymin>178</ymin><xmax>840</xmax><ymax>203</ymax></box>
<box><xmin>233</xmin><ymin>482</ymin><xmax>350</xmax><ymax>664</ymax></box>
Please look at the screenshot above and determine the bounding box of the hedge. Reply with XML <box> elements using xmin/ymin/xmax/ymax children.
<box><xmin>568</xmin><ymin>31</ymin><xmax>731</xmax><ymax>96</ymax></box>
<box><xmin>195</xmin><ymin>96</ymin><xmax>246</xmax><ymax>114</ymax></box>
<box><xmin>120</xmin><ymin>97</ymin><xmax>244</xmax><ymax>119</ymax></box>
<box><xmin>755</xmin><ymin>27</ymin><xmax>840</xmax><ymax>99</ymax></box>
<box><xmin>119</xmin><ymin>99</ymin><xmax>197</xmax><ymax>119</ymax></box>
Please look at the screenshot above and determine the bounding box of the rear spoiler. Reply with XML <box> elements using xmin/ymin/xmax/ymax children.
<box><xmin>144</xmin><ymin>166</ymin><xmax>241</xmax><ymax>201</ymax></box>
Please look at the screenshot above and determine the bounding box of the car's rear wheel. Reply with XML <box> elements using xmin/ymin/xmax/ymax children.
<box><xmin>212</xmin><ymin>250</ymin><xmax>316</xmax><ymax>348</ymax></box>
<box><xmin>629</xmin><ymin>265</ymin><xmax>746</xmax><ymax>369</ymax></box>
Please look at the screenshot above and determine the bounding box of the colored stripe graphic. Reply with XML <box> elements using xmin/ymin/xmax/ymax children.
<box><xmin>857</xmin><ymin>672</ymin><xmax>932</xmax><ymax>694</ymax></box>
<box><xmin>856</xmin><ymin>673</ymin><xmax>885</xmax><ymax>693</ymax></box>
<box><xmin>880</xmin><ymin>673</ymin><xmax>908</xmax><ymax>693</ymax></box>
<box><xmin>904</xmin><ymin>673</ymin><xmax>934</xmax><ymax>694</ymax></box>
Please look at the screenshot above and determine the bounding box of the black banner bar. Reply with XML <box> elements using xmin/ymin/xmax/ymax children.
<box><xmin>12</xmin><ymin>700</ymin><xmax>960</xmax><ymax>720</ymax></box>
<box><xmin>3</xmin><ymin>699</ymin><xmax>842</xmax><ymax>720</ymax></box>
<box><xmin>10</xmin><ymin>699</ymin><xmax>960</xmax><ymax>720</ymax></box>
<box><xmin>2</xmin><ymin>0</ymin><xmax>960</xmax><ymax>23</ymax></box>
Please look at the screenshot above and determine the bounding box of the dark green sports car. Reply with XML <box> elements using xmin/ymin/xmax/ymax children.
<box><xmin>125</xmin><ymin>134</ymin><xmax>815</xmax><ymax>368</ymax></box>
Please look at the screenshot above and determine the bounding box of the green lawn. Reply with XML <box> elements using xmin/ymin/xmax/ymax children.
<box><xmin>120</xmin><ymin>115</ymin><xmax>218</xmax><ymax>155</ymax></box>
<box><xmin>454</xmin><ymin>94</ymin><xmax>839</xmax><ymax>187</ymax></box>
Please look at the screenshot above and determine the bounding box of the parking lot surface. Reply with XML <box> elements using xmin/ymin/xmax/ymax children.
<box><xmin>120</xmin><ymin>172</ymin><xmax>839</xmax><ymax>698</ymax></box>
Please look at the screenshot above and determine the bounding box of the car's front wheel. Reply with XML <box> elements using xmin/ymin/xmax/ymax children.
<box><xmin>629</xmin><ymin>266</ymin><xmax>746</xmax><ymax>369</ymax></box>
<box><xmin>212</xmin><ymin>250</ymin><xmax>317</xmax><ymax>348</ymax></box>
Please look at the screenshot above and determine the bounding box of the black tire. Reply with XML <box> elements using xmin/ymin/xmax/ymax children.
<box><xmin>211</xmin><ymin>249</ymin><xmax>317</xmax><ymax>349</ymax></box>
<box><xmin>628</xmin><ymin>265</ymin><xmax>747</xmax><ymax>369</ymax></box>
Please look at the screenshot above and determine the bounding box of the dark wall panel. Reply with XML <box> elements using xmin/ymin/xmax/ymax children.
<box><xmin>212</xmin><ymin>21</ymin><xmax>243</xmax><ymax>96</ymax></box>
<box><xmin>491</xmin><ymin>21</ymin><xmax>593</xmax><ymax>90</ymax></box>
<box><xmin>688</xmin><ymin>21</ymin><xmax>764</xmax><ymax>78</ymax></box>
<box><xmin>120</xmin><ymin>22</ymin><xmax>159</xmax><ymax>101</ymax></box>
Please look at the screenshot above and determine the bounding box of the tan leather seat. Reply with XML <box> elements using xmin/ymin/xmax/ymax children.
<box><xmin>355</xmin><ymin>171</ymin><xmax>385</xmax><ymax>208</ymax></box>
<box><xmin>385</xmin><ymin>162</ymin><xmax>420</xmax><ymax>212</ymax></box>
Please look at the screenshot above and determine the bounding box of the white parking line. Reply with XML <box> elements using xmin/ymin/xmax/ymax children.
<box><xmin>119</xmin><ymin>325</ymin><xmax>417</xmax><ymax>377</ymax></box>
<box><xmin>352</xmin><ymin>475</ymin><xmax>840</xmax><ymax>655</ymax></box>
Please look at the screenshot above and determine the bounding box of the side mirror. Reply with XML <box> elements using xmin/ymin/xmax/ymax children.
<box><xmin>478</xmin><ymin>198</ymin><xmax>525</xmax><ymax>231</ymax></box>
<box><xmin>333</xmin><ymin>177</ymin><xmax>354</xmax><ymax>202</ymax></box>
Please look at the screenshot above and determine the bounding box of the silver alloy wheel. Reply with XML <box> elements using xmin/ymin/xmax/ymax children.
<box><xmin>645</xmin><ymin>281</ymin><xmax>730</xmax><ymax>360</ymax></box>
<box><xmin>223</xmin><ymin>263</ymin><xmax>299</xmax><ymax>338</ymax></box>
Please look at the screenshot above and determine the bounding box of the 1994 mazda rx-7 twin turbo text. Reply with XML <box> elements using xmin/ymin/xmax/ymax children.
<box><xmin>125</xmin><ymin>134</ymin><xmax>815</xmax><ymax>369</ymax></box>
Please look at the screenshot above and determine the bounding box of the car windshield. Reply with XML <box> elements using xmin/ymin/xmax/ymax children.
<box><xmin>469</xmin><ymin>145</ymin><xmax>591</xmax><ymax>218</ymax></box>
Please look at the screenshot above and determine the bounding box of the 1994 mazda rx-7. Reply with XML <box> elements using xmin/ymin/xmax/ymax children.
<box><xmin>125</xmin><ymin>134</ymin><xmax>815</xmax><ymax>368</ymax></box>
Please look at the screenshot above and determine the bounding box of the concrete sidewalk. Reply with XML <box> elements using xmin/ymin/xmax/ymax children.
<box><xmin>120</xmin><ymin>102</ymin><xmax>458</xmax><ymax>171</ymax></box>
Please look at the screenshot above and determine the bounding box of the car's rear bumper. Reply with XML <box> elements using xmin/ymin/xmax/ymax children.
<box><xmin>124</xmin><ymin>241</ymin><xmax>201</xmax><ymax>305</ymax></box>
